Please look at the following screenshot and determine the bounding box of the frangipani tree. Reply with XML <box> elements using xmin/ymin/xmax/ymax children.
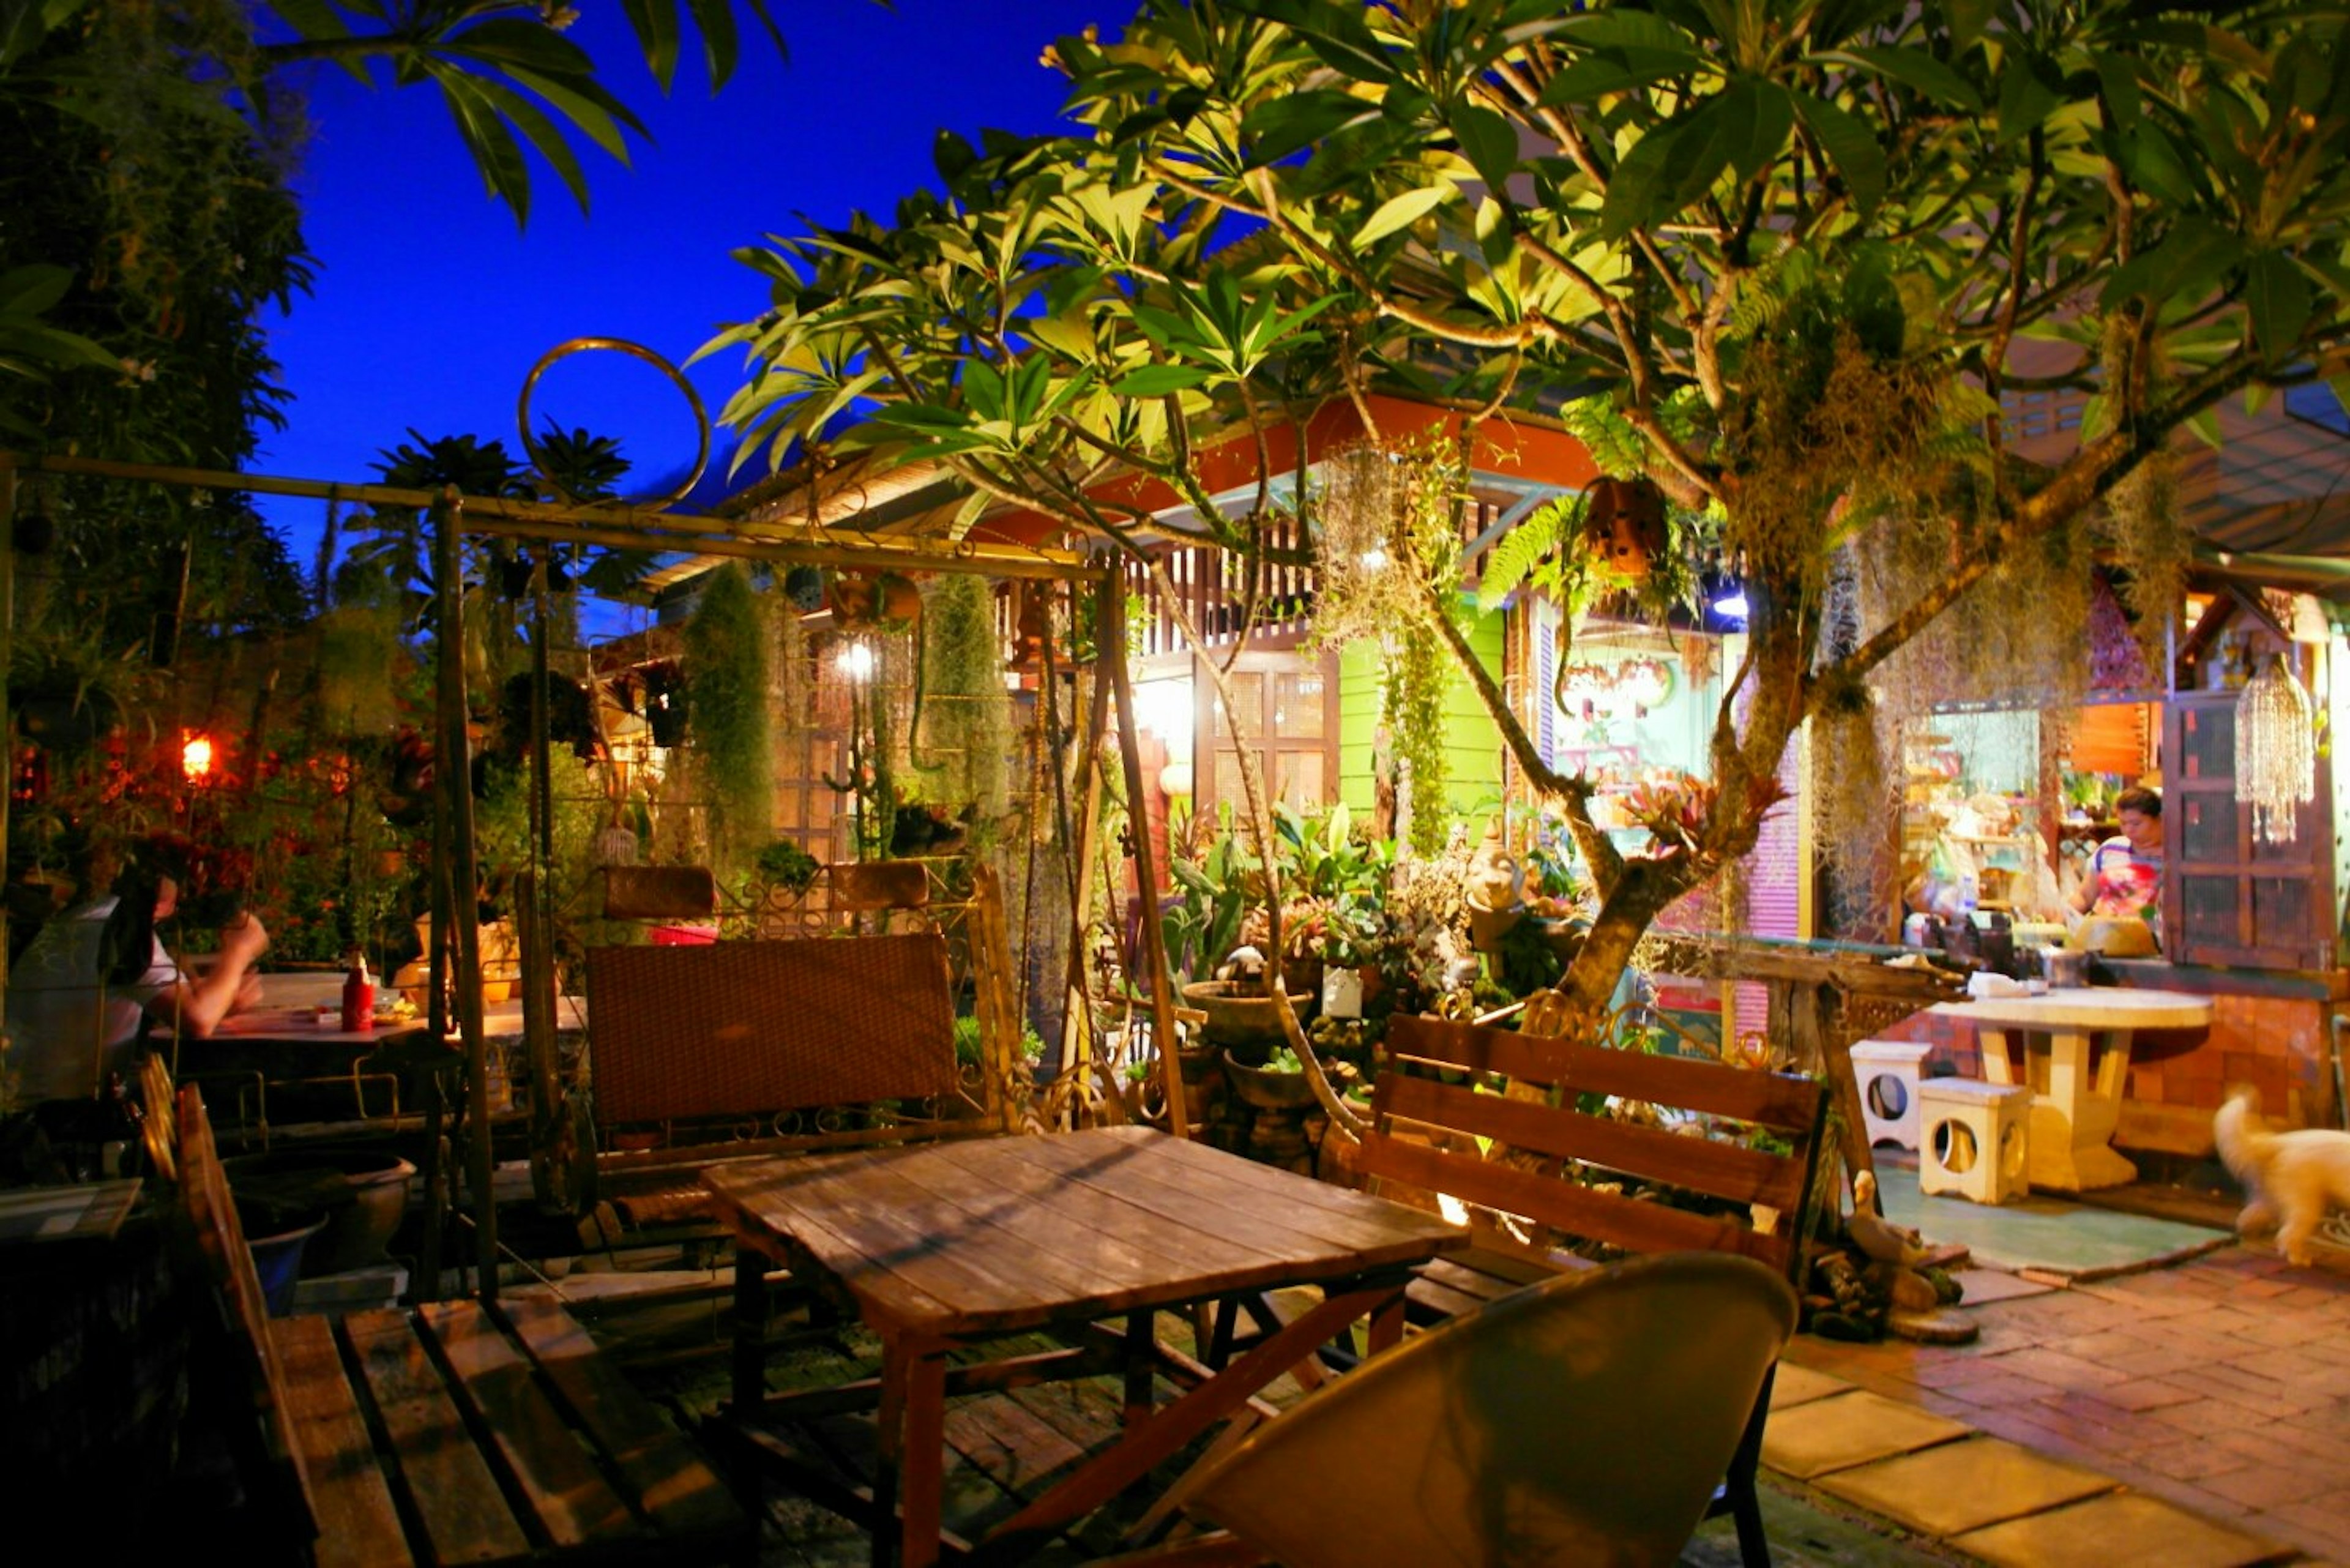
<box><xmin>711</xmin><ymin>0</ymin><xmax>2350</xmax><ymax>1051</ymax></box>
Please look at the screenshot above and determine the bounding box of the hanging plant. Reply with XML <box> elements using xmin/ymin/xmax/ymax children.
<box><xmin>914</xmin><ymin>574</ymin><xmax>1013</xmax><ymax>823</ymax></box>
<box><xmin>681</xmin><ymin>562</ymin><xmax>773</xmax><ymax>874</ymax></box>
<box><xmin>782</xmin><ymin>564</ymin><xmax>826</xmax><ymax>614</ymax></box>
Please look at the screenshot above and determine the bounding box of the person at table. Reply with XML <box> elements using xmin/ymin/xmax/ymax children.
<box><xmin>3</xmin><ymin>838</ymin><xmax>268</xmax><ymax>1110</ymax></box>
<box><xmin>2071</xmin><ymin>786</ymin><xmax>2163</xmax><ymax>930</ymax></box>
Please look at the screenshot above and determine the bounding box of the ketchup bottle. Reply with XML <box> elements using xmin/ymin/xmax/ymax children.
<box><xmin>341</xmin><ymin>950</ymin><xmax>377</xmax><ymax>1033</ymax></box>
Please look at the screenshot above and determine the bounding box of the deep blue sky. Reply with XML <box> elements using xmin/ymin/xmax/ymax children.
<box><xmin>255</xmin><ymin>1</ymin><xmax>1116</xmax><ymax>560</ymax></box>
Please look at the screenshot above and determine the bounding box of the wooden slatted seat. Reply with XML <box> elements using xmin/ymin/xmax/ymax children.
<box><xmin>171</xmin><ymin>1085</ymin><xmax>750</xmax><ymax>1566</ymax></box>
<box><xmin>1360</xmin><ymin>1012</ymin><xmax>1831</xmax><ymax>1568</ymax></box>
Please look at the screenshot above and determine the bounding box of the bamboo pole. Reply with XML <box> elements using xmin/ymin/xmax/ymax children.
<box><xmin>1099</xmin><ymin>574</ymin><xmax>1187</xmax><ymax>1138</ymax></box>
<box><xmin>524</xmin><ymin>564</ymin><xmax>560</xmax><ymax>1203</ymax></box>
<box><xmin>5</xmin><ymin>452</ymin><xmax>1102</xmax><ymax>581</ymax></box>
<box><xmin>434</xmin><ymin>491</ymin><xmax>496</xmax><ymax>1299</ymax></box>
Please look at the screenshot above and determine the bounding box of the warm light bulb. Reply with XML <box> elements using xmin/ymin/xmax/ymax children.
<box><xmin>181</xmin><ymin>734</ymin><xmax>214</xmax><ymax>782</ymax></box>
<box><xmin>840</xmin><ymin>641</ymin><xmax>876</xmax><ymax>682</ymax></box>
<box><xmin>1359</xmin><ymin>547</ymin><xmax>1389</xmax><ymax>572</ymax></box>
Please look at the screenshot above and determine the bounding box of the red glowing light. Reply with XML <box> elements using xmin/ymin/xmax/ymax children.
<box><xmin>181</xmin><ymin>734</ymin><xmax>214</xmax><ymax>782</ymax></box>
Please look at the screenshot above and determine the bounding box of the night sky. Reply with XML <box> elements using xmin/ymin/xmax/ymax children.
<box><xmin>254</xmin><ymin>0</ymin><xmax>1116</xmax><ymax>567</ymax></box>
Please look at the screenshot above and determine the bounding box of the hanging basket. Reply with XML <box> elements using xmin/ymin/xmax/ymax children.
<box><xmin>1582</xmin><ymin>477</ymin><xmax>1669</xmax><ymax>579</ymax></box>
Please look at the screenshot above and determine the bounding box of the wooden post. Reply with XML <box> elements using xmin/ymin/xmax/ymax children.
<box><xmin>433</xmin><ymin>491</ymin><xmax>496</xmax><ymax>1299</ymax></box>
<box><xmin>1056</xmin><ymin>660</ymin><xmax>1115</xmax><ymax>1117</ymax></box>
<box><xmin>1100</xmin><ymin>574</ymin><xmax>1187</xmax><ymax>1138</ymax></box>
<box><xmin>0</xmin><ymin>460</ymin><xmax>14</xmax><ymax>1023</ymax></box>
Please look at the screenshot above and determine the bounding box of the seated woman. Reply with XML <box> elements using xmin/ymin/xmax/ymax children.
<box><xmin>4</xmin><ymin>836</ymin><xmax>268</xmax><ymax>1110</ymax></box>
<box><xmin>2070</xmin><ymin>786</ymin><xmax>2164</xmax><ymax>943</ymax></box>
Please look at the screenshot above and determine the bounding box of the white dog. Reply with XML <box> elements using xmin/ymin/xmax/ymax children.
<box><xmin>2213</xmin><ymin>1092</ymin><xmax>2350</xmax><ymax>1267</ymax></box>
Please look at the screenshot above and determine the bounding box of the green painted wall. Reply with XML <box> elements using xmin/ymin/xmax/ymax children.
<box><xmin>1337</xmin><ymin>600</ymin><xmax>1508</xmax><ymax>823</ymax></box>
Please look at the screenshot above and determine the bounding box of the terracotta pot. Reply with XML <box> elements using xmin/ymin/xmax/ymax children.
<box><xmin>1223</xmin><ymin>1050</ymin><xmax>1319</xmax><ymax>1113</ymax></box>
<box><xmin>1181</xmin><ymin>980</ymin><xmax>1299</xmax><ymax>1051</ymax></box>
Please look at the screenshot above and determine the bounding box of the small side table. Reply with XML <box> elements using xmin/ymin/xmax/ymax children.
<box><xmin>1930</xmin><ymin>988</ymin><xmax>2213</xmax><ymax>1191</ymax></box>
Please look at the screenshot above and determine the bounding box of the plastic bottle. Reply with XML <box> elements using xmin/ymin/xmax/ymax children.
<box><xmin>341</xmin><ymin>950</ymin><xmax>377</xmax><ymax>1033</ymax></box>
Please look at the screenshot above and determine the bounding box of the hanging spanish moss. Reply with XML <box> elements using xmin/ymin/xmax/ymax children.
<box><xmin>915</xmin><ymin>573</ymin><xmax>1012</xmax><ymax>823</ymax></box>
<box><xmin>2103</xmin><ymin>452</ymin><xmax>2189</xmax><ymax>681</ymax></box>
<box><xmin>681</xmin><ymin>562</ymin><xmax>774</xmax><ymax>879</ymax></box>
<box><xmin>1309</xmin><ymin>446</ymin><xmax>1399</xmax><ymax>649</ymax></box>
<box><xmin>1809</xmin><ymin>561</ymin><xmax>1898</xmax><ymax>939</ymax></box>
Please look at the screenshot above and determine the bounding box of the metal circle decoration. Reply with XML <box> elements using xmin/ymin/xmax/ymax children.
<box><xmin>516</xmin><ymin>337</ymin><xmax>710</xmax><ymax>510</ymax></box>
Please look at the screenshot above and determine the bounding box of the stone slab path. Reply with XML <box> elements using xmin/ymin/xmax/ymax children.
<box><xmin>1777</xmin><ymin>1245</ymin><xmax>2350</xmax><ymax>1565</ymax></box>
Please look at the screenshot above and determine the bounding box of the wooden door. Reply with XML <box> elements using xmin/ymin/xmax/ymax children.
<box><xmin>1193</xmin><ymin>650</ymin><xmax>1340</xmax><ymax>822</ymax></box>
<box><xmin>2163</xmin><ymin>691</ymin><xmax>2336</xmax><ymax>970</ymax></box>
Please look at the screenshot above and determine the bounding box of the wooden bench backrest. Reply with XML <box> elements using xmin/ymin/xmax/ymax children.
<box><xmin>174</xmin><ymin>1085</ymin><xmax>319</xmax><ymax>1549</ymax></box>
<box><xmin>1364</xmin><ymin>1014</ymin><xmax>1830</xmax><ymax>1282</ymax></box>
<box><xmin>585</xmin><ymin>931</ymin><xmax>961</xmax><ymax>1129</ymax></box>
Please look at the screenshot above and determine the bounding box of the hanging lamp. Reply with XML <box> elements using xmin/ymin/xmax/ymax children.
<box><xmin>2234</xmin><ymin>654</ymin><xmax>2315</xmax><ymax>845</ymax></box>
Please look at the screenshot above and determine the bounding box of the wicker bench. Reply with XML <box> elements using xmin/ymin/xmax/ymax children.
<box><xmin>1361</xmin><ymin>1012</ymin><xmax>1830</xmax><ymax>1568</ymax></box>
<box><xmin>172</xmin><ymin>1085</ymin><xmax>750</xmax><ymax>1566</ymax></box>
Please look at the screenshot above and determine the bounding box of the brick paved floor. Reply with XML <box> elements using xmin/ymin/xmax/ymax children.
<box><xmin>1784</xmin><ymin>1247</ymin><xmax>2350</xmax><ymax>1564</ymax></box>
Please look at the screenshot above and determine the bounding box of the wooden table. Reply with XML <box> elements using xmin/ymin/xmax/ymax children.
<box><xmin>703</xmin><ymin>1125</ymin><xmax>1466</xmax><ymax>1567</ymax></box>
<box><xmin>1931</xmin><ymin>987</ymin><xmax>2213</xmax><ymax>1190</ymax></box>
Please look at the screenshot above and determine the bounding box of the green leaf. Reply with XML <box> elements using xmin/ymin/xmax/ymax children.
<box><xmin>1791</xmin><ymin>92</ymin><xmax>1884</xmax><ymax>215</ymax></box>
<box><xmin>431</xmin><ymin>67</ymin><xmax>533</xmax><ymax>223</ymax></box>
<box><xmin>1995</xmin><ymin>56</ymin><xmax>2063</xmax><ymax>146</ymax></box>
<box><xmin>2244</xmin><ymin>250</ymin><xmax>2312</xmax><ymax>364</ymax></box>
<box><xmin>619</xmin><ymin>0</ymin><xmax>682</xmax><ymax>94</ymax></box>
<box><xmin>1724</xmin><ymin>78</ymin><xmax>1794</xmax><ymax>186</ymax></box>
<box><xmin>1820</xmin><ymin>47</ymin><xmax>1983</xmax><ymax>112</ymax></box>
<box><xmin>682</xmin><ymin>0</ymin><xmax>742</xmax><ymax>91</ymax></box>
<box><xmin>1535</xmin><ymin>49</ymin><xmax>1696</xmax><ymax>105</ymax></box>
<box><xmin>1104</xmin><ymin>362</ymin><xmax>1203</xmax><ymax>399</ymax></box>
<box><xmin>1236</xmin><ymin>0</ymin><xmax>1395</xmax><ymax>84</ymax></box>
<box><xmin>445</xmin><ymin>16</ymin><xmax>594</xmax><ymax>78</ymax></box>
<box><xmin>0</xmin><ymin>263</ymin><xmax>73</xmax><ymax>316</ymax></box>
<box><xmin>1451</xmin><ymin>102</ymin><xmax>1518</xmax><ymax>193</ymax></box>
<box><xmin>2108</xmin><ymin>124</ymin><xmax>2199</xmax><ymax>206</ymax></box>
<box><xmin>1354</xmin><ymin>182</ymin><xmax>1453</xmax><ymax>247</ymax></box>
<box><xmin>2091</xmin><ymin>50</ymin><xmax>2141</xmax><ymax>129</ymax></box>
<box><xmin>505</xmin><ymin>64</ymin><xmax>647</xmax><ymax>160</ymax></box>
<box><xmin>465</xmin><ymin>72</ymin><xmax>593</xmax><ymax>217</ymax></box>
<box><xmin>1598</xmin><ymin>116</ymin><xmax>1686</xmax><ymax>237</ymax></box>
<box><xmin>1243</xmin><ymin>89</ymin><xmax>1378</xmax><ymax>167</ymax></box>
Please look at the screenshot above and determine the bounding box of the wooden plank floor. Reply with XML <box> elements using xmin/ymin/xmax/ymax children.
<box><xmin>610</xmin><ymin>1282</ymin><xmax>1955</xmax><ymax>1567</ymax></box>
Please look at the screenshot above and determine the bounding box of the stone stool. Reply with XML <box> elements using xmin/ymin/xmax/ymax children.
<box><xmin>1917</xmin><ymin>1078</ymin><xmax>2032</xmax><ymax>1205</ymax></box>
<box><xmin>1849</xmin><ymin>1039</ymin><xmax>1934</xmax><ymax>1151</ymax></box>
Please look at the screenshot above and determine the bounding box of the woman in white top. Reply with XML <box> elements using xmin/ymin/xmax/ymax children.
<box><xmin>4</xmin><ymin>841</ymin><xmax>267</xmax><ymax>1107</ymax></box>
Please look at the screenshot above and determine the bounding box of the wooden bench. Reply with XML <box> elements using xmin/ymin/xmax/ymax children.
<box><xmin>1360</xmin><ymin>1012</ymin><xmax>1831</xmax><ymax>1568</ymax></box>
<box><xmin>171</xmin><ymin>1085</ymin><xmax>750</xmax><ymax>1567</ymax></box>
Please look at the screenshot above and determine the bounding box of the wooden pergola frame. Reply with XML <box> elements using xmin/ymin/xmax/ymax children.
<box><xmin>0</xmin><ymin>450</ymin><xmax>1190</xmax><ymax>1300</ymax></box>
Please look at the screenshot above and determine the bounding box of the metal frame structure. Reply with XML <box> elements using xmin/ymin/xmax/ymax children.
<box><xmin>0</xmin><ymin>444</ymin><xmax>1188</xmax><ymax>1304</ymax></box>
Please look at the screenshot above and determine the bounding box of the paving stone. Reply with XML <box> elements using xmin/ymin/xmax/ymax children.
<box><xmin>2196</xmin><ymin>1462</ymin><xmax>2340</xmax><ymax>1513</ymax></box>
<box><xmin>2122</xmin><ymin>1436</ymin><xmax>2256</xmax><ymax>1486</ymax></box>
<box><xmin>1813</xmin><ymin>1435</ymin><xmax>2116</xmax><ymax>1537</ymax></box>
<box><xmin>2072</xmin><ymin>1376</ymin><xmax>2203</xmax><ymax>1413</ymax></box>
<box><xmin>1769</xmin><ymin>1362</ymin><xmax>1851</xmax><ymax>1411</ymax></box>
<box><xmin>1761</xmin><ymin>1389</ymin><xmax>1972</xmax><ymax>1480</ymax></box>
<box><xmin>1949</xmin><ymin>1491</ymin><xmax>2292</xmax><ymax>1568</ymax></box>
<box><xmin>1952</xmin><ymin>1268</ymin><xmax>2053</xmax><ymax>1306</ymax></box>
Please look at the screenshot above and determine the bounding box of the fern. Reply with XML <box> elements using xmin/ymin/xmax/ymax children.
<box><xmin>1477</xmin><ymin>495</ymin><xmax>1576</xmax><ymax>608</ymax></box>
<box><xmin>1557</xmin><ymin>397</ymin><xmax>1649</xmax><ymax>478</ymax></box>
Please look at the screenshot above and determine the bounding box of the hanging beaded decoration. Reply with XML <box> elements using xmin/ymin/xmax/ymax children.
<box><xmin>2234</xmin><ymin>654</ymin><xmax>2316</xmax><ymax>845</ymax></box>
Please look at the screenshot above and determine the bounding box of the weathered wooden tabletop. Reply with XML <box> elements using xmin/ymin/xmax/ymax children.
<box><xmin>706</xmin><ymin>1126</ymin><xmax>1466</xmax><ymax>1566</ymax></box>
<box><xmin>703</xmin><ymin>1124</ymin><xmax>1466</xmax><ymax>1340</ymax></box>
